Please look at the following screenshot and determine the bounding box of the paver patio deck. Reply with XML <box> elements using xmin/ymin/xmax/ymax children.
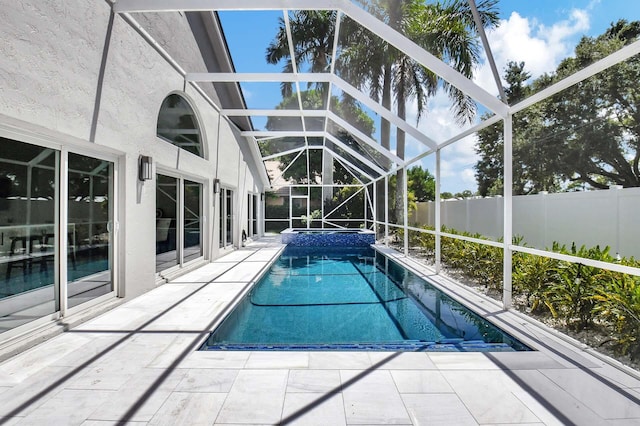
<box><xmin>0</xmin><ymin>236</ymin><xmax>639</xmax><ymax>425</ymax></box>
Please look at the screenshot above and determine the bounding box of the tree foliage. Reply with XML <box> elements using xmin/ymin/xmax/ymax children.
<box><xmin>407</xmin><ymin>165</ymin><xmax>436</xmax><ymax>202</ymax></box>
<box><xmin>339</xmin><ymin>0</ymin><xmax>498</xmax><ymax>218</ymax></box>
<box><xmin>476</xmin><ymin>20</ymin><xmax>640</xmax><ymax>196</ymax></box>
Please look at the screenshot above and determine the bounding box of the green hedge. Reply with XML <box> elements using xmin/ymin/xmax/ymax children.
<box><xmin>397</xmin><ymin>226</ymin><xmax>640</xmax><ymax>360</ymax></box>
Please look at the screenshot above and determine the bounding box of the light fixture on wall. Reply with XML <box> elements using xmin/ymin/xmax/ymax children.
<box><xmin>213</xmin><ymin>178</ymin><xmax>221</xmax><ymax>194</ymax></box>
<box><xmin>138</xmin><ymin>155</ymin><xmax>153</xmax><ymax>181</ymax></box>
<box><xmin>260</xmin><ymin>193</ymin><xmax>264</xmax><ymax>201</ymax></box>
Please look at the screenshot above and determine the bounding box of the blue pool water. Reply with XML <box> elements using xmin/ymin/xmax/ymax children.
<box><xmin>201</xmin><ymin>247</ymin><xmax>530</xmax><ymax>352</ymax></box>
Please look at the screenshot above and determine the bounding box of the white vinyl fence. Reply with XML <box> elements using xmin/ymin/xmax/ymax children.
<box><xmin>411</xmin><ymin>186</ymin><xmax>640</xmax><ymax>258</ymax></box>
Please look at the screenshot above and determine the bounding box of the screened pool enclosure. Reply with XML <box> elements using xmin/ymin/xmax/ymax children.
<box><xmin>114</xmin><ymin>0</ymin><xmax>640</xmax><ymax>316</ymax></box>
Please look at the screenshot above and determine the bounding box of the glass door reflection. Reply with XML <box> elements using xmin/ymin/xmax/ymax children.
<box><xmin>225</xmin><ymin>189</ymin><xmax>233</xmax><ymax>247</ymax></box>
<box><xmin>156</xmin><ymin>174</ymin><xmax>178</xmax><ymax>272</ymax></box>
<box><xmin>183</xmin><ymin>180</ymin><xmax>202</xmax><ymax>263</ymax></box>
<box><xmin>67</xmin><ymin>153</ymin><xmax>114</xmax><ymax>309</ymax></box>
<box><xmin>0</xmin><ymin>139</ymin><xmax>58</xmax><ymax>332</ymax></box>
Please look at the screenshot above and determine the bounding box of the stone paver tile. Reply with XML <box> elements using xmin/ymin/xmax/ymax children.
<box><xmin>504</xmin><ymin>369</ymin><xmax>601</xmax><ymax>426</ymax></box>
<box><xmin>215</xmin><ymin>369</ymin><xmax>288</xmax><ymax>424</ymax></box>
<box><xmin>308</xmin><ymin>352</ymin><xmax>371</xmax><ymax>369</ymax></box>
<box><xmin>179</xmin><ymin>351</ymin><xmax>250</xmax><ymax>369</ymax></box>
<box><xmin>245</xmin><ymin>352</ymin><xmax>309</xmax><ymax>369</ymax></box>
<box><xmin>390</xmin><ymin>370</ymin><xmax>453</xmax><ymax>393</ymax></box>
<box><xmin>481</xmin><ymin>351</ymin><xmax>566</xmax><ymax>370</ymax></box>
<box><xmin>243</xmin><ymin>249</ymin><xmax>282</xmax><ymax>262</ymax></box>
<box><xmin>87</xmin><ymin>368</ymin><xmax>186</xmax><ymax>423</ymax></box>
<box><xmin>0</xmin><ymin>418</ymin><xmax>24</xmax><ymax>425</ymax></box>
<box><xmin>442</xmin><ymin>370</ymin><xmax>541</xmax><ymax>424</ymax></box>
<box><xmin>368</xmin><ymin>352</ymin><xmax>436</xmax><ymax>370</ymax></box>
<box><xmin>605</xmin><ymin>419</ymin><xmax>640</xmax><ymax>425</ymax></box>
<box><xmin>401</xmin><ymin>393</ymin><xmax>477</xmax><ymax>425</ymax></box>
<box><xmin>18</xmin><ymin>389</ymin><xmax>114</xmax><ymax>425</ymax></box>
<box><xmin>197</xmin><ymin>282</ymin><xmax>253</xmax><ymax>302</ymax></box>
<box><xmin>539</xmin><ymin>368</ymin><xmax>640</xmax><ymax>419</ymax></box>
<box><xmin>74</xmin><ymin>305</ymin><xmax>161</xmax><ymax>331</ymax></box>
<box><xmin>49</xmin><ymin>334</ymin><xmax>126</xmax><ymax>368</ymax></box>
<box><xmin>148</xmin><ymin>391</ymin><xmax>226</xmax><ymax>425</ymax></box>
<box><xmin>214</xmin><ymin>263</ymin><xmax>266</xmax><ymax>282</ymax></box>
<box><xmin>287</xmin><ymin>370</ymin><xmax>341</xmax><ymax>393</ymax></box>
<box><xmin>428</xmin><ymin>352</ymin><xmax>503</xmax><ymax>370</ymax></box>
<box><xmin>217</xmin><ymin>250</ymin><xmax>256</xmax><ymax>262</ymax></box>
<box><xmin>146</xmin><ymin>334</ymin><xmax>202</xmax><ymax>368</ymax></box>
<box><xmin>0</xmin><ymin>366</ymin><xmax>76</xmax><ymax>417</ymax></box>
<box><xmin>478</xmin><ymin>424</ymin><xmax>544</xmax><ymax>426</ymax></box>
<box><xmin>280</xmin><ymin>392</ymin><xmax>346</xmax><ymax>426</ymax></box>
<box><xmin>586</xmin><ymin>363</ymin><xmax>640</xmax><ymax>389</ymax></box>
<box><xmin>170</xmin><ymin>263</ymin><xmax>237</xmax><ymax>282</ymax></box>
<box><xmin>0</xmin><ymin>332</ymin><xmax>94</xmax><ymax>383</ymax></box>
<box><xmin>81</xmin><ymin>421</ymin><xmax>147</xmax><ymax>425</ymax></box>
<box><xmin>67</xmin><ymin>354</ymin><xmax>154</xmax><ymax>391</ymax></box>
<box><xmin>175</xmin><ymin>369</ymin><xmax>239</xmax><ymax>393</ymax></box>
<box><xmin>340</xmin><ymin>370</ymin><xmax>410</xmax><ymax>424</ymax></box>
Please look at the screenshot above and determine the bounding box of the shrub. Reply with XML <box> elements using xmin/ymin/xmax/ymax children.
<box><xmin>513</xmin><ymin>253</ymin><xmax>560</xmax><ymax>317</ymax></box>
<box><xmin>593</xmin><ymin>264</ymin><xmax>640</xmax><ymax>358</ymax></box>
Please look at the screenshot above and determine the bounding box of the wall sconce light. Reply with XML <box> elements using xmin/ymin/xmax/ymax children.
<box><xmin>260</xmin><ymin>193</ymin><xmax>264</xmax><ymax>201</ymax></box>
<box><xmin>213</xmin><ymin>178</ymin><xmax>221</xmax><ymax>194</ymax></box>
<box><xmin>138</xmin><ymin>155</ymin><xmax>153</xmax><ymax>181</ymax></box>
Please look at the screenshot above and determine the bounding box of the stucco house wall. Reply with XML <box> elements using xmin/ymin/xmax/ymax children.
<box><xmin>0</xmin><ymin>0</ymin><xmax>265</xmax><ymax>310</ymax></box>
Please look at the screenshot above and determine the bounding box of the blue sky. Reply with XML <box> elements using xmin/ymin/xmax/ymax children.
<box><xmin>218</xmin><ymin>1</ymin><xmax>640</xmax><ymax>194</ymax></box>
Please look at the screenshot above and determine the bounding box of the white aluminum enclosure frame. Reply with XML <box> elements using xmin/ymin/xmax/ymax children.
<box><xmin>111</xmin><ymin>0</ymin><xmax>640</xmax><ymax>310</ymax></box>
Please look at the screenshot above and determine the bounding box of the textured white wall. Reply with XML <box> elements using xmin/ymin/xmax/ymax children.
<box><xmin>414</xmin><ymin>187</ymin><xmax>640</xmax><ymax>258</ymax></box>
<box><xmin>0</xmin><ymin>0</ymin><xmax>264</xmax><ymax>300</ymax></box>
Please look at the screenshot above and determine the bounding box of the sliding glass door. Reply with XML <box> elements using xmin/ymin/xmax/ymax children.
<box><xmin>0</xmin><ymin>138</ymin><xmax>118</xmax><ymax>335</ymax></box>
<box><xmin>246</xmin><ymin>193</ymin><xmax>258</xmax><ymax>237</ymax></box>
<box><xmin>219</xmin><ymin>188</ymin><xmax>234</xmax><ymax>248</ymax></box>
<box><xmin>156</xmin><ymin>175</ymin><xmax>178</xmax><ymax>272</ymax></box>
<box><xmin>183</xmin><ymin>180</ymin><xmax>202</xmax><ymax>263</ymax></box>
<box><xmin>0</xmin><ymin>140</ymin><xmax>58</xmax><ymax>333</ymax></box>
<box><xmin>156</xmin><ymin>174</ymin><xmax>203</xmax><ymax>273</ymax></box>
<box><xmin>67</xmin><ymin>153</ymin><xmax>114</xmax><ymax>309</ymax></box>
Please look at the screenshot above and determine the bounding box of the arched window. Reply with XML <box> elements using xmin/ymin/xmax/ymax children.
<box><xmin>157</xmin><ymin>93</ymin><xmax>204</xmax><ymax>157</ymax></box>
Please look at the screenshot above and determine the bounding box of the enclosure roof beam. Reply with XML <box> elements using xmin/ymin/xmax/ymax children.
<box><xmin>186</xmin><ymin>72</ymin><xmax>333</xmax><ymax>83</ymax></box>
<box><xmin>324</xmin><ymin>133</ymin><xmax>386</xmax><ymax>176</ymax></box>
<box><xmin>340</xmin><ymin>1</ymin><xmax>508</xmax><ymax>117</ymax></box>
<box><xmin>323</xmin><ymin>145</ymin><xmax>375</xmax><ymax>181</ymax></box>
<box><xmin>511</xmin><ymin>39</ymin><xmax>640</xmax><ymax>115</ymax></box>
<box><xmin>194</xmin><ymin>73</ymin><xmax>438</xmax><ymax>150</ymax></box>
<box><xmin>261</xmin><ymin>146</ymin><xmax>306</xmax><ymax>161</ymax></box>
<box><xmin>241</xmin><ymin>131</ymin><xmax>325</xmax><ymax>138</ymax></box>
<box><xmin>221</xmin><ymin>109</ymin><xmax>327</xmax><ymax>117</ymax></box>
<box><xmin>328</xmin><ymin>113</ymin><xmax>404</xmax><ymax>166</ymax></box>
<box><xmin>116</xmin><ymin>0</ymin><xmax>509</xmax><ymax>117</ymax></box>
<box><xmin>113</xmin><ymin>0</ymin><xmax>342</xmax><ymax>13</ymax></box>
<box><xmin>468</xmin><ymin>0</ymin><xmax>506</xmax><ymax>103</ymax></box>
<box><xmin>331</xmin><ymin>76</ymin><xmax>438</xmax><ymax>150</ymax></box>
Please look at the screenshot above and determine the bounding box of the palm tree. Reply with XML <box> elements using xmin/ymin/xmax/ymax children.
<box><xmin>265</xmin><ymin>1</ymin><xmax>499</xmax><ymax>222</ymax></box>
<box><xmin>338</xmin><ymin>0</ymin><xmax>499</xmax><ymax>221</ymax></box>
<box><xmin>266</xmin><ymin>10</ymin><xmax>339</xmax><ymax>100</ymax></box>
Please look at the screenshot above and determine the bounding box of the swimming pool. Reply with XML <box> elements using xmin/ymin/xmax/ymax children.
<box><xmin>201</xmin><ymin>246</ymin><xmax>530</xmax><ymax>352</ymax></box>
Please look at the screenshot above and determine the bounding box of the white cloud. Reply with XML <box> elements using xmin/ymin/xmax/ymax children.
<box><xmin>400</xmin><ymin>7</ymin><xmax>593</xmax><ymax>193</ymax></box>
<box><xmin>475</xmin><ymin>8</ymin><xmax>591</xmax><ymax>95</ymax></box>
<box><xmin>403</xmin><ymin>92</ymin><xmax>480</xmax><ymax>192</ymax></box>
